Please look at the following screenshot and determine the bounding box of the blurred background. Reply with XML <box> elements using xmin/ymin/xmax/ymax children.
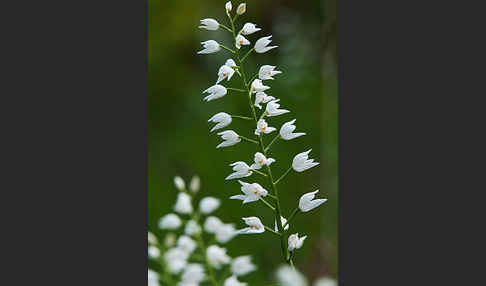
<box><xmin>149</xmin><ymin>0</ymin><xmax>337</xmax><ymax>284</ymax></box>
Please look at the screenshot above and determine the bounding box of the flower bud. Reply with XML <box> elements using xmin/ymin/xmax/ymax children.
<box><xmin>225</xmin><ymin>1</ymin><xmax>232</xmax><ymax>12</ymax></box>
<box><xmin>174</xmin><ymin>176</ymin><xmax>185</xmax><ymax>190</ymax></box>
<box><xmin>236</xmin><ymin>3</ymin><xmax>246</xmax><ymax>15</ymax></box>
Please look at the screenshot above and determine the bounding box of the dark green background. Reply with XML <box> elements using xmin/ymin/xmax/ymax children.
<box><xmin>149</xmin><ymin>0</ymin><xmax>337</xmax><ymax>283</ymax></box>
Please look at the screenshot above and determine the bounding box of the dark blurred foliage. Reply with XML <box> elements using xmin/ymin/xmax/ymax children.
<box><xmin>149</xmin><ymin>0</ymin><xmax>337</xmax><ymax>284</ymax></box>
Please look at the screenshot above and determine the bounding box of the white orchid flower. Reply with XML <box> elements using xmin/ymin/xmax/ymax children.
<box><xmin>204</xmin><ymin>216</ymin><xmax>223</xmax><ymax>233</ymax></box>
<box><xmin>299</xmin><ymin>190</ymin><xmax>327</xmax><ymax>212</ymax></box>
<box><xmin>206</xmin><ymin>245</ymin><xmax>231</xmax><ymax>269</ymax></box>
<box><xmin>174</xmin><ymin>192</ymin><xmax>193</xmax><ymax>214</ymax></box>
<box><xmin>158</xmin><ymin>213</ymin><xmax>182</xmax><ymax>229</ymax></box>
<box><xmin>254</xmin><ymin>118</ymin><xmax>276</xmax><ymax>135</ymax></box>
<box><xmin>250</xmin><ymin>152</ymin><xmax>275</xmax><ymax>170</ymax></box>
<box><xmin>184</xmin><ymin>220</ymin><xmax>201</xmax><ymax>235</ymax></box>
<box><xmin>217</xmin><ymin>64</ymin><xmax>235</xmax><ymax>84</ymax></box>
<box><xmin>148</xmin><ymin>231</ymin><xmax>157</xmax><ymax>244</ymax></box>
<box><xmin>226</xmin><ymin>161</ymin><xmax>253</xmax><ymax>180</ymax></box>
<box><xmin>276</xmin><ymin>265</ymin><xmax>308</xmax><ymax>286</ymax></box>
<box><xmin>224</xmin><ymin>275</ymin><xmax>247</xmax><ymax>286</ymax></box>
<box><xmin>199</xmin><ymin>18</ymin><xmax>219</xmax><ymax>30</ymax></box>
<box><xmin>225</xmin><ymin>58</ymin><xmax>237</xmax><ymax>68</ymax></box>
<box><xmin>148</xmin><ymin>269</ymin><xmax>160</xmax><ymax>286</ymax></box>
<box><xmin>259</xmin><ymin>65</ymin><xmax>282</xmax><ymax>80</ymax></box>
<box><xmin>254</xmin><ymin>35</ymin><xmax>278</xmax><ymax>53</ymax></box>
<box><xmin>203</xmin><ymin>84</ymin><xmax>227</xmax><ymax>101</ymax></box>
<box><xmin>274</xmin><ymin>216</ymin><xmax>289</xmax><ymax>232</ymax></box>
<box><xmin>230</xmin><ymin>180</ymin><xmax>268</xmax><ymax>204</ymax></box>
<box><xmin>174</xmin><ymin>176</ymin><xmax>185</xmax><ymax>190</ymax></box>
<box><xmin>280</xmin><ymin>119</ymin><xmax>306</xmax><ymax>140</ymax></box>
<box><xmin>215</xmin><ymin>223</ymin><xmax>237</xmax><ymax>243</ymax></box>
<box><xmin>216</xmin><ymin>130</ymin><xmax>241</xmax><ymax>148</ymax></box>
<box><xmin>292</xmin><ymin>149</ymin><xmax>319</xmax><ymax>172</ymax></box>
<box><xmin>288</xmin><ymin>233</ymin><xmax>307</xmax><ymax>251</ymax></box>
<box><xmin>235</xmin><ymin>34</ymin><xmax>250</xmax><ymax>49</ymax></box>
<box><xmin>197</xmin><ymin>40</ymin><xmax>221</xmax><ymax>54</ymax></box>
<box><xmin>199</xmin><ymin>197</ymin><xmax>221</xmax><ymax>214</ymax></box>
<box><xmin>254</xmin><ymin>92</ymin><xmax>275</xmax><ymax>109</ymax></box>
<box><xmin>237</xmin><ymin>216</ymin><xmax>265</xmax><ymax>234</ymax></box>
<box><xmin>231</xmin><ymin>255</ymin><xmax>257</xmax><ymax>276</ymax></box>
<box><xmin>314</xmin><ymin>277</ymin><xmax>338</xmax><ymax>286</ymax></box>
<box><xmin>241</xmin><ymin>23</ymin><xmax>261</xmax><ymax>35</ymax></box>
<box><xmin>208</xmin><ymin>112</ymin><xmax>232</xmax><ymax>132</ymax></box>
<box><xmin>164</xmin><ymin>247</ymin><xmax>189</xmax><ymax>274</ymax></box>
<box><xmin>189</xmin><ymin>175</ymin><xmax>200</xmax><ymax>193</ymax></box>
<box><xmin>180</xmin><ymin>264</ymin><xmax>205</xmax><ymax>285</ymax></box>
<box><xmin>250</xmin><ymin>79</ymin><xmax>270</xmax><ymax>93</ymax></box>
<box><xmin>177</xmin><ymin>235</ymin><xmax>197</xmax><ymax>254</ymax></box>
<box><xmin>225</xmin><ymin>1</ymin><xmax>232</xmax><ymax>12</ymax></box>
<box><xmin>236</xmin><ymin>3</ymin><xmax>246</xmax><ymax>15</ymax></box>
<box><xmin>148</xmin><ymin>245</ymin><xmax>160</xmax><ymax>258</ymax></box>
<box><xmin>265</xmin><ymin>99</ymin><xmax>290</xmax><ymax>117</ymax></box>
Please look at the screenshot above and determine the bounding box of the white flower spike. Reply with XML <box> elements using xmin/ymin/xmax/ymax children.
<box><xmin>177</xmin><ymin>235</ymin><xmax>197</xmax><ymax>254</ymax></box>
<box><xmin>288</xmin><ymin>233</ymin><xmax>307</xmax><ymax>251</ymax></box>
<box><xmin>203</xmin><ymin>84</ymin><xmax>227</xmax><ymax>102</ymax></box>
<box><xmin>199</xmin><ymin>197</ymin><xmax>221</xmax><ymax>214</ymax></box>
<box><xmin>254</xmin><ymin>118</ymin><xmax>276</xmax><ymax>135</ymax></box>
<box><xmin>235</xmin><ymin>34</ymin><xmax>250</xmax><ymax>49</ymax></box>
<box><xmin>251</xmin><ymin>79</ymin><xmax>270</xmax><ymax>93</ymax></box>
<box><xmin>265</xmin><ymin>99</ymin><xmax>290</xmax><ymax>117</ymax></box>
<box><xmin>207</xmin><ymin>245</ymin><xmax>231</xmax><ymax>269</ymax></box>
<box><xmin>280</xmin><ymin>119</ymin><xmax>306</xmax><ymax>140</ymax></box>
<box><xmin>224</xmin><ymin>275</ymin><xmax>247</xmax><ymax>286</ymax></box>
<box><xmin>241</xmin><ymin>23</ymin><xmax>261</xmax><ymax>35</ymax></box>
<box><xmin>236</xmin><ymin>3</ymin><xmax>246</xmax><ymax>15</ymax></box>
<box><xmin>174</xmin><ymin>192</ymin><xmax>193</xmax><ymax>214</ymax></box>
<box><xmin>292</xmin><ymin>149</ymin><xmax>319</xmax><ymax>172</ymax></box>
<box><xmin>199</xmin><ymin>18</ymin><xmax>219</xmax><ymax>31</ymax></box>
<box><xmin>226</xmin><ymin>161</ymin><xmax>253</xmax><ymax>180</ymax></box>
<box><xmin>216</xmin><ymin>130</ymin><xmax>241</xmax><ymax>148</ymax></box>
<box><xmin>250</xmin><ymin>152</ymin><xmax>275</xmax><ymax>170</ymax></box>
<box><xmin>254</xmin><ymin>35</ymin><xmax>278</xmax><ymax>53</ymax></box>
<box><xmin>274</xmin><ymin>216</ymin><xmax>289</xmax><ymax>232</ymax></box>
<box><xmin>215</xmin><ymin>223</ymin><xmax>237</xmax><ymax>243</ymax></box>
<box><xmin>217</xmin><ymin>64</ymin><xmax>235</xmax><ymax>84</ymax></box>
<box><xmin>158</xmin><ymin>213</ymin><xmax>182</xmax><ymax>229</ymax></box>
<box><xmin>225</xmin><ymin>1</ymin><xmax>232</xmax><ymax>12</ymax></box>
<box><xmin>254</xmin><ymin>92</ymin><xmax>275</xmax><ymax>109</ymax></box>
<box><xmin>230</xmin><ymin>180</ymin><xmax>268</xmax><ymax>204</ymax></box>
<box><xmin>208</xmin><ymin>112</ymin><xmax>232</xmax><ymax>132</ymax></box>
<box><xmin>197</xmin><ymin>40</ymin><xmax>221</xmax><ymax>54</ymax></box>
<box><xmin>204</xmin><ymin>216</ymin><xmax>223</xmax><ymax>233</ymax></box>
<box><xmin>174</xmin><ymin>176</ymin><xmax>185</xmax><ymax>190</ymax></box>
<box><xmin>259</xmin><ymin>65</ymin><xmax>282</xmax><ymax>80</ymax></box>
<box><xmin>238</xmin><ymin>216</ymin><xmax>265</xmax><ymax>234</ymax></box>
<box><xmin>299</xmin><ymin>190</ymin><xmax>327</xmax><ymax>212</ymax></box>
<box><xmin>184</xmin><ymin>220</ymin><xmax>201</xmax><ymax>235</ymax></box>
<box><xmin>231</xmin><ymin>255</ymin><xmax>257</xmax><ymax>276</ymax></box>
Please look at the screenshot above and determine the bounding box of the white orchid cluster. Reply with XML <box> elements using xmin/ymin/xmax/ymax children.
<box><xmin>275</xmin><ymin>265</ymin><xmax>337</xmax><ymax>286</ymax></box>
<box><xmin>197</xmin><ymin>1</ymin><xmax>328</xmax><ymax>266</ymax></box>
<box><xmin>148</xmin><ymin>175</ymin><xmax>257</xmax><ymax>286</ymax></box>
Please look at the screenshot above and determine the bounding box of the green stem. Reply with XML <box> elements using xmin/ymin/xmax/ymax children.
<box><xmin>231</xmin><ymin>115</ymin><xmax>253</xmax><ymax>120</ymax></box>
<box><xmin>260</xmin><ymin>197</ymin><xmax>276</xmax><ymax>211</ymax></box>
<box><xmin>252</xmin><ymin>168</ymin><xmax>268</xmax><ymax>177</ymax></box>
<box><xmin>239</xmin><ymin>135</ymin><xmax>258</xmax><ymax>144</ymax></box>
<box><xmin>219</xmin><ymin>24</ymin><xmax>233</xmax><ymax>33</ymax></box>
<box><xmin>227</xmin><ymin>87</ymin><xmax>246</xmax><ymax>92</ymax></box>
<box><xmin>283</xmin><ymin>208</ymin><xmax>300</xmax><ymax>229</ymax></box>
<box><xmin>219</xmin><ymin>44</ymin><xmax>235</xmax><ymax>54</ymax></box>
<box><xmin>265</xmin><ymin>134</ymin><xmax>281</xmax><ymax>152</ymax></box>
<box><xmin>264</xmin><ymin>225</ymin><xmax>282</xmax><ymax>236</ymax></box>
<box><xmin>247</xmin><ymin>73</ymin><xmax>259</xmax><ymax>86</ymax></box>
<box><xmin>274</xmin><ymin>166</ymin><xmax>293</xmax><ymax>185</ymax></box>
<box><xmin>241</xmin><ymin>47</ymin><xmax>255</xmax><ymax>62</ymax></box>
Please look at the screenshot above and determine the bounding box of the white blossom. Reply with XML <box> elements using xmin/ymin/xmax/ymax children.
<box><xmin>215</xmin><ymin>223</ymin><xmax>237</xmax><ymax>243</ymax></box>
<box><xmin>148</xmin><ymin>245</ymin><xmax>160</xmax><ymax>258</ymax></box>
<box><xmin>254</xmin><ymin>118</ymin><xmax>276</xmax><ymax>135</ymax></box>
<box><xmin>250</xmin><ymin>152</ymin><xmax>275</xmax><ymax>170</ymax></box>
<box><xmin>174</xmin><ymin>192</ymin><xmax>193</xmax><ymax>214</ymax></box>
<box><xmin>225</xmin><ymin>1</ymin><xmax>232</xmax><ymax>12</ymax></box>
<box><xmin>226</xmin><ymin>161</ymin><xmax>253</xmax><ymax>180</ymax></box>
<box><xmin>314</xmin><ymin>278</ymin><xmax>337</xmax><ymax>286</ymax></box>
<box><xmin>148</xmin><ymin>269</ymin><xmax>160</xmax><ymax>286</ymax></box>
<box><xmin>280</xmin><ymin>119</ymin><xmax>306</xmax><ymax>140</ymax></box>
<box><xmin>159</xmin><ymin>213</ymin><xmax>182</xmax><ymax>229</ymax></box>
<box><xmin>288</xmin><ymin>233</ymin><xmax>307</xmax><ymax>251</ymax></box>
<box><xmin>208</xmin><ymin>112</ymin><xmax>232</xmax><ymax>132</ymax></box>
<box><xmin>197</xmin><ymin>40</ymin><xmax>221</xmax><ymax>54</ymax></box>
<box><xmin>265</xmin><ymin>99</ymin><xmax>289</xmax><ymax>117</ymax></box>
<box><xmin>148</xmin><ymin>231</ymin><xmax>157</xmax><ymax>244</ymax></box>
<box><xmin>231</xmin><ymin>255</ymin><xmax>256</xmax><ymax>276</ymax></box>
<box><xmin>241</xmin><ymin>22</ymin><xmax>261</xmax><ymax>35</ymax></box>
<box><xmin>216</xmin><ymin>130</ymin><xmax>241</xmax><ymax>148</ymax></box>
<box><xmin>259</xmin><ymin>65</ymin><xmax>282</xmax><ymax>80</ymax></box>
<box><xmin>174</xmin><ymin>176</ymin><xmax>186</xmax><ymax>190</ymax></box>
<box><xmin>299</xmin><ymin>190</ymin><xmax>327</xmax><ymax>212</ymax></box>
<box><xmin>230</xmin><ymin>180</ymin><xmax>268</xmax><ymax>204</ymax></box>
<box><xmin>274</xmin><ymin>216</ymin><xmax>289</xmax><ymax>232</ymax></box>
<box><xmin>203</xmin><ymin>84</ymin><xmax>227</xmax><ymax>101</ymax></box>
<box><xmin>204</xmin><ymin>216</ymin><xmax>223</xmax><ymax>233</ymax></box>
<box><xmin>276</xmin><ymin>265</ymin><xmax>308</xmax><ymax>286</ymax></box>
<box><xmin>254</xmin><ymin>92</ymin><xmax>275</xmax><ymax>109</ymax></box>
<box><xmin>254</xmin><ymin>35</ymin><xmax>278</xmax><ymax>53</ymax></box>
<box><xmin>224</xmin><ymin>275</ymin><xmax>247</xmax><ymax>286</ymax></box>
<box><xmin>250</xmin><ymin>79</ymin><xmax>270</xmax><ymax>93</ymax></box>
<box><xmin>189</xmin><ymin>175</ymin><xmax>200</xmax><ymax>193</ymax></box>
<box><xmin>185</xmin><ymin>220</ymin><xmax>201</xmax><ymax>235</ymax></box>
<box><xmin>217</xmin><ymin>64</ymin><xmax>235</xmax><ymax>84</ymax></box>
<box><xmin>225</xmin><ymin>58</ymin><xmax>237</xmax><ymax>68</ymax></box>
<box><xmin>164</xmin><ymin>247</ymin><xmax>189</xmax><ymax>274</ymax></box>
<box><xmin>177</xmin><ymin>235</ymin><xmax>197</xmax><ymax>254</ymax></box>
<box><xmin>236</xmin><ymin>3</ymin><xmax>246</xmax><ymax>15</ymax></box>
<box><xmin>237</xmin><ymin>216</ymin><xmax>265</xmax><ymax>234</ymax></box>
<box><xmin>207</xmin><ymin>245</ymin><xmax>231</xmax><ymax>269</ymax></box>
<box><xmin>199</xmin><ymin>197</ymin><xmax>221</xmax><ymax>214</ymax></box>
<box><xmin>235</xmin><ymin>34</ymin><xmax>250</xmax><ymax>49</ymax></box>
<box><xmin>180</xmin><ymin>264</ymin><xmax>206</xmax><ymax>285</ymax></box>
<box><xmin>199</xmin><ymin>18</ymin><xmax>219</xmax><ymax>31</ymax></box>
<box><xmin>292</xmin><ymin>149</ymin><xmax>319</xmax><ymax>172</ymax></box>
